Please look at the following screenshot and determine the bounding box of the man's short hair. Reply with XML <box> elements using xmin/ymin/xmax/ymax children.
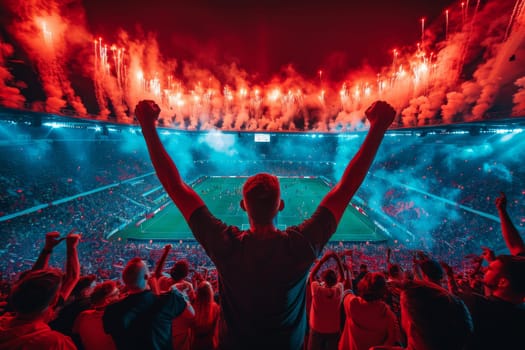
<box><xmin>495</xmin><ymin>255</ymin><xmax>525</xmax><ymax>295</ymax></box>
<box><xmin>402</xmin><ymin>280</ymin><xmax>473</xmax><ymax>350</ymax></box>
<box><xmin>388</xmin><ymin>264</ymin><xmax>401</xmax><ymax>279</ymax></box>
<box><xmin>90</xmin><ymin>280</ymin><xmax>119</xmax><ymax>306</ymax></box>
<box><xmin>122</xmin><ymin>258</ymin><xmax>147</xmax><ymax>289</ymax></box>
<box><xmin>321</xmin><ymin>269</ymin><xmax>337</xmax><ymax>287</ymax></box>
<box><xmin>72</xmin><ymin>274</ymin><xmax>96</xmax><ymax>297</ymax></box>
<box><xmin>358</xmin><ymin>272</ymin><xmax>387</xmax><ymax>301</ymax></box>
<box><xmin>419</xmin><ymin>259</ymin><xmax>444</xmax><ymax>282</ymax></box>
<box><xmin>242</xmin><ymin>173</ymin><xmax>280</xmax><ymax>223</ymax></box>
<box><xmin>10</xmin><ymin>269</ymin><xmax>62</xmax><ymax>315</ymax></box>
<box><xmin>170</xmin><ymin>260</ymin><xmax>189</xmax><ymax>282</ymax></box>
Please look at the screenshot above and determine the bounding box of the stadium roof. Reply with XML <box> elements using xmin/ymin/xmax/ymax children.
<box><xmin>1</xmin><ymin>106</ymin><xmax>525</xmax><ymax>137</ymax></box>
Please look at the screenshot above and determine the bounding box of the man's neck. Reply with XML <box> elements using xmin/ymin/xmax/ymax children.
<box><xmin>249</xmin><ymin>223</ymin><xmax>278</xmax><ymax>235</ymax></box>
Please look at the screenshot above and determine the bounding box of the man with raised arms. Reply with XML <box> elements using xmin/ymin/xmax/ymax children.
<box><xmin>135</xmin><ymin>99</ymin><xmax>395</xmax><ymax>350</ymax></box>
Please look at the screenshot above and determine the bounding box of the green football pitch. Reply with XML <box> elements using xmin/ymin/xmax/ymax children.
<box><xmin>113</xmin><ymin>177</ymin><xmax>387</xmax><ymax>243</ymax></box>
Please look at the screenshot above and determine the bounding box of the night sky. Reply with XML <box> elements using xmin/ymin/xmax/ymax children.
<box><xmin>82</xmin><ymin>0</ymin><xmax>458</xmax><ymax>80</ymax></box>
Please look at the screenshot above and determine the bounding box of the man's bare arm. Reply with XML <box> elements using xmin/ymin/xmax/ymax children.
<box><xmin>496</xmin><ymin>192</ymin><xmax>525</xmax><ymax>256</ymax></box>
<box><xmin>331</xmin><ymin>252</ymin><xmax>346</xmax><ymax>284</ymax></box>
<box><xmin>154</xmin><ymin>244</ymin><xmax>172</xmax><ymax>278</ymax></box>
<box><xmin>61</xmin><ymin>233</ymin><xmax>81</xmax><ymax>301</ymax></box>
<box><xmin>320</xmin><ymin>101</ymin><xmax>395</xmax><ymax>223</ymax></box>
<box><xmin>440</xmin><ymin>261</ymin><xmax>459</xmax><ymax>295</ymax></box>
<box><xmin>340</xmin><ymin>250</ymin><xmax>354</xmax><ymax>290</ymax></box>
<box><xmin>309</xmin><ymin>253</ymin><xmax>328</xmax><ymax>284</ymax></box>
<box><xmin>136</xmin><ymin>100</ymin><xmax>204</xmax><ymax>221</ymax></box>
<box><xmin>33</xmin><ymin>231</ymin><xmax>64</xmax><ymax>271</ymax></box>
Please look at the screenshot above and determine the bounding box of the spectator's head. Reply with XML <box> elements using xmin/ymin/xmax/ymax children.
<box><xmin>170</xmin><ymin>260</ymin><xmax>189</xmax><ymax>282</ymax></box>
<box><xmin>195</xmin><ymin>281</ymin><xmax>214</xmax><ymax>305</ymax></box>
<box><xmin>469</xmin><ymin>276</ymin><xmax>483</xmax><ymax>293</ymax></box>
<box><xmin>194</xmin><ymin>281</ymin><xmax>215</xmax><ymax>327</ymax></box>
<box><xmin>483</xmin><ymin>255</ymin><xmax>525</xmax><ymax>303</ymax></box>
<box><xmin>321</xmin><ymin>269</ymin><xmax>337</xmax><ymax>287</ymax></box>
<box><xmin>241</xmin><ymin>173</ymin><xmax>283</xmax><ymax>224</ymax></box>
<box><xmin>358</xmin><ymin>272</ymin><xmax>387</xmax><ymax>301</ymax></box>
<box><xmin>10</xmin><ymin>269</ymin><xmax>62</xmax><ymax>319</ymax></box>
<box><xmin>122</xmin><ymin>258</ymin><xmax>149</xmax><ymax>291</ymax></box>
<box><xmin>359</xmin><ymin>264</ymin><xmax>368</xmax><ymax>274</ymax></box>
<box><xmin>71</xmin><ymin>274</ymin><xmax>96</xmax><ymax>298</ymax></box>
<box><xmin>401</xmin><ymin>280</ymin><xmax>473</xmax><ymax>350</ymax></box>
<box><xmin>90</xmin><ymin>280</ymin><xmax>120</xmax><ymax>308</ymax></box>
<box><xmin>388</xmin><ymin>263</ymin><xmax>403</xmax><ymax>280</ymax></box>
<box><xmin>404</xmin><ymin>270</ymin><xmax>415</xmax><ymax>281</ymax></box>
<box><xmin>419</xmin><ymin>259</ymin><xmax>444</xmax><ymax>285</ymax></box>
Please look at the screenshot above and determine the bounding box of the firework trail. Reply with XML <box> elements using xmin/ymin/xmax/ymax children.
<box><xmin>2</xmin><ymin>1</ymin><xmax>89</xmax><ymax>115</ymax></box>
<box><xmin>0</xmin><ymin>0</ymin><xmax>524</xmax><ymax>131</ymax></box>
<box><xmin>505</xmin><ymin>0</ymin><xmax>525</xmax><ymax>40</ymax></box>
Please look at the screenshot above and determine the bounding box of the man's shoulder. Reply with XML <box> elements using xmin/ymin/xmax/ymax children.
<box><xmin>486</xmin><ymin>297</ymin><xmax>525</xmax><ymax>313</ymax></box>
<box><xmin>284</xmin><ymin>209</ymin><xmax>333</xmax><ymax>240</ymax></box>
<box><xmin>106</xmin><ymin>291</ymin><xmax>154</xmax><ymax>312</ymax></box>
<box><xmin>77</xmin><ymin>308</ymin><xmax>103</xmax><ymax>319</ymax></box>
<box><xmin>32</xmin><ymin>328</ymin><xmax>76</xmax><ymax>347</ymax></box>
<box><xmin>291</xmin><ymin>206</ymin><xmax>335</xmax><ymax>228</ymax></box>
<box><xmin>189</xmin><ymin>205</ymin><xmax>227</xmax><ymax>227</ymax></box>
<box><xmin>342</xmin><ymin>290</ymin><xmax>356</xmax><ymax>305</ymax></box>
<box><xmin>310</xmin><ymin>280</ymin><xmax>321</xmax><ymax>292</ymax></box>
<box><xmin>161</xmin><ymin>286</ymin><xmax>185</xmax><ymax>299</ymax></box>
<box><xmin>158</xmin><ymin>288</ymin><xmax>188</xmax><ymax>313</ymax></box>
<box><xmin>288</xmin><ymin>206</ymin><xmax>338</xmax><ymax>254</ymax></box>
<box><xmin>189</xmin><ymin>205</ymin><xmax>241</xmax><ymax>239</ymax></box>
<box><xmin>314</xmin><ymin>283</ymin><xmax>344</xmax><ymax>299</ymax></box>
<box><xmin>335</xmin><ymin>282</ymin><xmax>344</xmax><ymax>295</ymax></box>
<box><xmin>462</xmin><ymin>293</ymin><xmax>525</xmax><ymax>317</ymax></box>
<box><xmin>0</xmin><ymin>319</ymin><xmax>75</xmax><ymax>349</ymax></box>
<box><xmin>175</xmin><ymin>280</ymin><xmax>193</xmax><ymax>289</ymax></box>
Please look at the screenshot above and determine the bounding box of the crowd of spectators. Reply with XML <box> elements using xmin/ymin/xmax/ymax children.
<box><xmin>0</xmin><ymin>214</ymin><xmax>523</xmax><ymax>349</ymax></box>
<box><xmin>0</xmin><ymin>142</ymin><xmax>523</xmax><ymax>282</ymax></box>
<box><xmin>0</xmin><ymin>106</ymin><xmax>524</xmax><ymax>349</ymax></box>
<box><xmin>0</xmin><ymin>140</ymin><xmax>155</xmax><ymax>216</ymax></box>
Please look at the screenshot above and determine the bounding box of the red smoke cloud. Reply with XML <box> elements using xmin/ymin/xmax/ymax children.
<box><xmin>0</xmin><ymin>0</ymin><xmax>524</xmax><ymax>130</ymax></box>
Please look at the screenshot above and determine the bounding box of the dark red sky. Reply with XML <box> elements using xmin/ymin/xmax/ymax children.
<box><xmin>85</xmin><ymin>0</ymin><xmax>457</xmax><ymax>80</ymax></box>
